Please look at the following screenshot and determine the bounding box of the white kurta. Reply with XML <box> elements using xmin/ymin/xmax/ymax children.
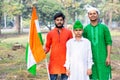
<box><xmin>64</xmin><ymin>37</ymin><xmax>93</xmax><ymax>80</ymax></box>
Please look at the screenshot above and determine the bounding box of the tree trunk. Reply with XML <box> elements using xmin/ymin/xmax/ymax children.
<box><xmin>14</xmin><ymin>15</ymin><xmax>21</xmax><ymax>34</ymax></box>
<box><xmin>0</xmin><ymin>27</ymin><xmax>1</xmax><ymax>35</ymax></box>
<box><xmin>4</xmin><ymin>13</ymin><xmax>7</xmax><ymax>28</ymax></box>
<box><xmin>108</xmin><ymin>11</ymin><xmax>112</xmax><ymax>28</ymax></box>
<box><xmin>0</xmin><ymin>16</ymin><xmax>1</xmax><ymax>35</ymax></box>
<box><xmin>104</xmin><ymin>12</ymin><xmax>109</xmax><ymax>25</ymax></box>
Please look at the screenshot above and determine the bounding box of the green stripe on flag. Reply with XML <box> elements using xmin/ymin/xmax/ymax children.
<box><xmin>25</xmin><ymin>43</ymin><xmax>37</xmax><ymax>75</ymax></box>
<box><xmin>38</xmin><ymin>32</ymin><xmax>44</xmax><ymax>45</ymax></box>
<box><xmin>25</xmin><ymin>43</ymin><xmax>29</xmax><ymax>63</ymax></box>
<box><xmin>28</xmin><ymin>64</ymin><xmax>36</xmax><ymax>75</ymax></box>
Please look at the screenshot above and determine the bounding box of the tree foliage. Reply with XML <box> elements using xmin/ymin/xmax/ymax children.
<box><xmin>0</xmin><ymin>0</ymin><xmax>3</xmax><ymax>34</ymax></box>
<box><xmin>3</xmin><ymin>0</ymin><xmax>23</xmax><ymax>17</ymax></box>
<box><xmin>35</xmin><ymin>0</ymin><xmax>64</xmax><ymax>30</ymax></box>
<box><xmin>0</xmin><ymin>0</ymin><xmax>120</xmax><ymax>34</ymax></box>
<box><xmin>98</xmin><ymin>0</ymin><xmax>120</xmax><ymax>26</ymax></box>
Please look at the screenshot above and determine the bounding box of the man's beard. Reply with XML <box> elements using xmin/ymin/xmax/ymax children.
<box><xmin>55</xmin><ymin>24</ymin><xmax>64</xmax><ymax>28</ymax></box>
<box><xmin>90</xmin><ymin>18</ymin><xmax>98</xmax><ymax>22</ymax></box>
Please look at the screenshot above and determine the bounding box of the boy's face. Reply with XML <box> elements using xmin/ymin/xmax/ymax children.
<box><xmin>54</xmin><ymin>17</ymin><xmax>64</xmax><ymax>28</ymax></box>
<box><xmin>73</xmin><ymin>29</ymin><xmax>83</xmax><ymax>37</ymax></box>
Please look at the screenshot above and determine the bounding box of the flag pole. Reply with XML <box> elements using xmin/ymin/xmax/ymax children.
<box><xmin>45</xmin><ymin>58</ymin><xmax>51</xmax><ymax>80</ymax></box>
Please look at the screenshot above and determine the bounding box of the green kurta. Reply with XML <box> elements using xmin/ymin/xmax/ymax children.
<box><xmin>83</xmin><ymin>23</ymin><xmax>112</xmax><ymax>80</ymax></box>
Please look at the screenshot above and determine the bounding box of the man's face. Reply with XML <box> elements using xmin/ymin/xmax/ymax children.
<box><xmin>88</xmin><ymin>10</ymin><xmax>98</xmax><ymax>21</ymax></box>
<box><xmin>54</xmin><ymin>17</ymin><xmax>64</xmax><ymax>28</ymax></box>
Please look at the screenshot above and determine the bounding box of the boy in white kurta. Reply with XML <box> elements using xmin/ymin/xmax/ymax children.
<box><xmin>64</xmin><ymin>20</ymin><xmax>93</xmax><ymax>80</ymax></box>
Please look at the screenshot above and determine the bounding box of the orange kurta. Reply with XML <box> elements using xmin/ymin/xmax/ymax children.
<box><xmin>45</xmin><ymin>27</ymin><xmax>73</xmax><ymax>74</ymax></box>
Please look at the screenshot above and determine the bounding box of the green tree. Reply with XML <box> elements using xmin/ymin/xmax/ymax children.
<box><xmin>21</xmin><ymin>0</ymin><xmax>64</xmax><ymax>30</ymax></box>
<box><xmin>0</xmin><ymin>0</ymin><xmax>3</xmax><ymax>35</ymax></box>
<box><xmin>99</xmin><ymin>0</ymin><xmax>120</xmax><ymax>27</ymax></box>
<box><xmin>58</xmin><ymin>0</ymin><xmax>82</xmax><ymax>22</ymax></box>
<box><xmin>3</xmin><ymin>0</ymin><xmax>24</xmax><ymax>34</ymax></box>
<box><xmin>36</xmin><ymin>0</ymin><xmax>64</xmax><ymax>30</ymax></box>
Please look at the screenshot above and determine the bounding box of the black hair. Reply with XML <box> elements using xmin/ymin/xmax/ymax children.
<box><xmin>53</xmin><ymin>12</ymin><xmax>65</xmax><ymax>20</ymax></box>
<box><xmin>96</xmin><ymin>11</ymin><xmax>99</xmax><ymax>14</ymax></box>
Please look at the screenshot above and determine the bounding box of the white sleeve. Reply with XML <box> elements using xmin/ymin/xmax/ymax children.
<box><xmin>64</xmin><ymin>40</ymin><xmax>71</xmax><ymax>70</ymax></box>
<box><xmin>87</xmin><ymin>41</ymin><xmax>93</xmax><ymax>69</ymax></box>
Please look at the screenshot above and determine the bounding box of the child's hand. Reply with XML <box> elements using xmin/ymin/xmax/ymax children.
<box><xmin>87</xmin><ymin>69</ymin><xmax>92</xmax><ymax>75</ymax></box>
<box><xmin>66</xmin><ymin>69</ymin><xmax>70</xmax><ymax>77</ymax></box>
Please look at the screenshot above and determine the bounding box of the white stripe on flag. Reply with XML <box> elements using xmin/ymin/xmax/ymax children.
<box><xmin>35</xmin><ymin>20</ymin><xmax>40</xmax><ymax>33</ymax></box>
<box><xmin>27</xmin><ymin>46</ymin><xmax>36</xmax><ymax>69</ymax></box>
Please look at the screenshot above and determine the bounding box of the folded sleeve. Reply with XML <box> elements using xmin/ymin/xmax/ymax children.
<box><xmin>87</xmin><ymin>41</ymin><xmax>93</xmax><ymax>69</ymax></box>
<box><xmin>64</xmin><ymin>40</ymin><xmax>71</xmax><ymax>70</ymax></box>
<box><xmin>45</xmin><ymin>32</ymin><xmax>52</xmax><ymax>53</ymax></box>
<box><xmin>104</xmin><ymin>26</ymin><xmax>112</xmax><ymax>46</ymax></box>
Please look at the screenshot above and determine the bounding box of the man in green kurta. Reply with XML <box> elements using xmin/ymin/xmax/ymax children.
<box><xmin>83</xmin><ymin>7</ymin><xmax>112</xmax><ymax>80</ymax></box>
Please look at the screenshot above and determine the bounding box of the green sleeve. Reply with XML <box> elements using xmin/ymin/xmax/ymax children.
<box><xmin>104</xmin><ymin>26</ymin><xmax>112</xmax><ymax>46</ymax></box>
<box><xmin>83</xmin><ymin>27</ymin><xmax>87</xmax><ymax>38</ymax></box>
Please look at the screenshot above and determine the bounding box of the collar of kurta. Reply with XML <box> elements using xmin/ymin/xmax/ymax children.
<box><xmin>73</xmin><ymin>37</ymin><xmax>84</xmax><ymax>41</ymax></box>
<box><xmin>90</xmin><ymin>23</ymin><xmax>100</xmax><ymax>27</ymax></box>
<box><xmin>54</xmin><ymin>27</ymin><xmax>64</xmax><ymax>30</ymax></box>
<box><xmin>54</xmin><ymin>27</ymin><xmax>64</xmax><ymax>33</ymax></box>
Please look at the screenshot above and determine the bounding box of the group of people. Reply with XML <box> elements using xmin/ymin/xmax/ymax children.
<box><xmin>44</xmin><ymin>7</ymin><xmax>112</xmax><ymax>80</ymax></box>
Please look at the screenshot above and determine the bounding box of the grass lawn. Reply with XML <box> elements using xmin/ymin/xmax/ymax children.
<box><xmin>0</xmin><ymin>30</ymin><xmax>120</xmax><ymax>80</ymax></box>
<box><xmin>0</xmin><ymin>33</ymin><xmax>48</xmax><ymax>80</ymax></box>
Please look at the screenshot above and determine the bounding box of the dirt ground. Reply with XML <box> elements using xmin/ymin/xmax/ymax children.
<box><xmin>111</xmin><ymin>35</ymin><xmax>120</xmax><ymax>80</ymax></box>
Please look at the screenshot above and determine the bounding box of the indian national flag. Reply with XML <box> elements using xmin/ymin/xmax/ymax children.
<box><xmin>25</xmin><ymin>6</ymin><xmax>46</xmax><ymax>75</ymax></box>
